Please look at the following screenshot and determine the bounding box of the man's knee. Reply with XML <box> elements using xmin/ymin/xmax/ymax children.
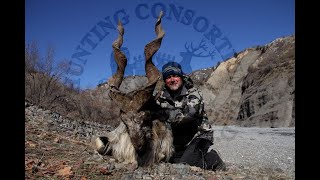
<box><xmin>178</xmin><ymin>138</ymin><xmax>211</xmax><ymax>167</ymax></box>
<box><xmin>176</xmin><ymin>138</ymin><xmax>226</xmax><ymax>171</ymax></box>
<box><xmin>205</xmin><ymin>150</ymin><xmax>226</xmax><ymax>171</ymax></box>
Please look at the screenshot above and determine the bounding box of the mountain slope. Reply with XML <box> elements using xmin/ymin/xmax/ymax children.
<box><xmin>92</xmin><ymin>35</ymin><xmax>295</xmax><ymax>128</ymax></box>
<box><xmin>191</xmin><ymin>35</ymin><xmax>295</xmax><ymax>127</ymax></box>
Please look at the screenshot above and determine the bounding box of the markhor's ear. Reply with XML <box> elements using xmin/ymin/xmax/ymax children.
<box><xmin>153</xmin><ymin>79</ymin><xmax>165</xmax><ymax>100</ymax></box>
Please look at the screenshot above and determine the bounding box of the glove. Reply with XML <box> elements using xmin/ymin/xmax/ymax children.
<box><xmin>168</xmin><ymin>109</ymin><xmax>184</xmax><ymax>123</ymax></box>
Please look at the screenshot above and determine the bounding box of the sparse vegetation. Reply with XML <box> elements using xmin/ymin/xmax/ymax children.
<box><xmin>25</xmin><ymin>41</ymin><xmax>72</xmax><ymax>111</ymax></box>
<box><xmin>25</xmin><ymin>41</ymin><xmax>120</xmax><ymax>127</ymax></box>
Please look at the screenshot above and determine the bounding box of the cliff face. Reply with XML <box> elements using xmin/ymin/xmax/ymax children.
<box><xmin>192</xmin><ymin>35</ymin><xmax>295</xmax><ymax>127</ymax></box>
<box><xmin>95</xmin><ymin>35</ymin><xmax>295</xmax><ymax>127</ymax></box>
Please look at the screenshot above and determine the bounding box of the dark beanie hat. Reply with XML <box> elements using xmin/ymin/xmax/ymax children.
<box><xmin>162</xmin><ymin>61</ymin><xmax>183</xmax><ymax>80</ymax></box>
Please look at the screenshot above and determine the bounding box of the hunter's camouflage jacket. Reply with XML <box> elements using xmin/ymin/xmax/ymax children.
<box><xmin>154</xmin><ymin>78</ymin><xmax>214</xmax><ymax>151</ymax></box>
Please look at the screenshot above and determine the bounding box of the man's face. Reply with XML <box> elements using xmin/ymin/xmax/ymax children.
<box><xmin>165</xmin><ymin>75</ymin><xmax>183</xmax><ymax>91</ymax></box>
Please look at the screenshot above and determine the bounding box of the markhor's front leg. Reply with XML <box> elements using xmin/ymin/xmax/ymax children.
<box><xmin>95</xmin><ymin>121</ymin><xmax>138</xmax><ymax>168</ymax></box>
<box><xmin>152</xmin><ymin>120</ymin><xmax>174</xmax><ymax>163</ymax></box>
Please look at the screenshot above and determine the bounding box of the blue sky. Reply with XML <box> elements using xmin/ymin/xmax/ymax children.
<box><xmin>25</xmin><ymin>0</ymin><xmax>295</xmax><ymax>90</ymax></box>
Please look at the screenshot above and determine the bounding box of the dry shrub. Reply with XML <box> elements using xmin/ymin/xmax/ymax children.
<box><xmin>25</xmin><ymin>41</ymin><xmax>120</xmax><ymax>127</ymax></box>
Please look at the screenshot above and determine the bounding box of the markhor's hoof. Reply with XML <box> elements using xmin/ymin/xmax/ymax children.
<box><xmin>95</xmin><ymin>137</ymin><xmax>111</xmax><ymax>155</ymax></box>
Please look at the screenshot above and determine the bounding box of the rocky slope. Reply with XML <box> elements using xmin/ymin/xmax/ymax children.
<box><xmin>198</xmin><ymin>35</ymin><xmax>295</xmax><ymax>127</ymax></box>
<box><xmin>86</xmin><ymin>35</ymin><xmax>295</xmax><ymax>129</ymax></box>
<box><xmin>25</xmin><ymin>101</ymin><xmax>294</xmax><ymax>179</ymax></box>
<box><xmin>101</xmin><ymin>35</ymin><xmax>295</xmax><ymax>127</ymax></box>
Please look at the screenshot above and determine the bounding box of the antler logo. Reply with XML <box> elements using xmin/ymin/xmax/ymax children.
<box><xmin>180</xmin><ymin>39</ymin><xmax>215</xmax><ymax>73</ymax></box>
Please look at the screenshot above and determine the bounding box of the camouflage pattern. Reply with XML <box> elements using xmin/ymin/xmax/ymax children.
<box><xmin>154</xmin><ymin>79</ymin><xmax>214</xmax><ymax>149</ymax></box>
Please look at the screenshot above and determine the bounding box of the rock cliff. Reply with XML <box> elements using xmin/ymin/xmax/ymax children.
<box><xmin>96</xmin><ymin>35</ymin><xmax>295</xmax><ymax>127</ymax></box>
<box><xmin>192</xmin><ymin>35</ymin><xmax>295</xmax><ymax>127</ymax></box>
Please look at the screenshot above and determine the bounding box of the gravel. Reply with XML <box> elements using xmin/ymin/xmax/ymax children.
<box><xmin>25</xmin><ymin>102</ymin><xmax>295</xmax><ymax>179</ymax></box>
<box><xmin>212</xmin><ymin>126</ymin><xmax>295</xmax><ymax>177</ymax></box>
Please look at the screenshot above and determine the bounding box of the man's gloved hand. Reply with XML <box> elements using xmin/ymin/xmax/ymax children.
<box><xmin>168</xmin><ymin>109</ymin><xmax>184</xmax><ymax>123</ymax></box>
<box><xmin>198</xmin><ymin>122</ymin><xmax>212</xmax><ymax>132</ymax></box>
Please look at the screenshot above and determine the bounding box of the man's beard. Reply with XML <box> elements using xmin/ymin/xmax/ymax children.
<box><xmin>166</xmin><ymin>81</ymin><xmax>183</xmax><ymax>91</ymax></box>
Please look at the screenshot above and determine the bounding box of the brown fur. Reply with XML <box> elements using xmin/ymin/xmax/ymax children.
<box><xmin>95</xmin><ymin>120</ymin><xmax>174</xmax><ymax>167</ymax></box>
<box><xmin>95</xmin><ymin>11</ymin><xmax>173</xmax><ymax>168</ymax></box>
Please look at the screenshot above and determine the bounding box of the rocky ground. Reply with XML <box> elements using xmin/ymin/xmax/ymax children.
<box><xmin>25</xmin><ymin>101</ymin><xmax>295</xmax><ymax>179</ymax></box>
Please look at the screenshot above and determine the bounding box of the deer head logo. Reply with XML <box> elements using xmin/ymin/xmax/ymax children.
<box><xmin>180</xmin><ymin>39</ymin><xmax>215</xmax><ymax>73</ymax></box>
